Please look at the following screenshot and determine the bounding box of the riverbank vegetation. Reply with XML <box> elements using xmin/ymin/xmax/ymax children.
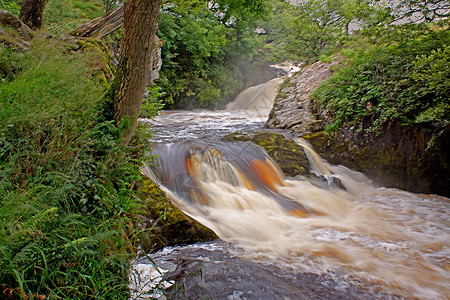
<box><xmin>313</xmin><ymin>23</ymin><xmax>449</xmax><ymax>135</ymax></box>
<box><xmin>1</xmin><ymin>0</ymin><xmax>449</xmax><ymax>297</ymax></box>
<box><xmin>254</xmin><ymin>0</ymin><xmax>449</xmax><ymax>139</ymax></box>
<box><xmin>0</xmin><ymin>35</ymin><xmax>147</xmax><ymax>299</ymax></box>
<box><xmin>0</xmin><ymin>1</ymin><xmax>155</xmax><ymax>298</ymax></box>
<box><xmin>154</xmin><ymin>0</ymin><xmax>449</xmax><ymax>125</ymax></box>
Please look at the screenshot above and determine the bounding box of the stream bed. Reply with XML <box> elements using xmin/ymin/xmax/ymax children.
<box><xmin>131</xmin><ymin>109</ymin><xmax>449</xmax><ymax>300</ymax></box>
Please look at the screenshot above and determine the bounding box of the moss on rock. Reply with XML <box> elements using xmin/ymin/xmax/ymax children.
<box><xmin>224</xmin><ymin>131</ymin><xmax>310</xmax><ymax>177</ymax></box>
<box><xmin>137</xmin><ymin>179</ymin><xmax>218</xmax><ymax>252</ymax></box>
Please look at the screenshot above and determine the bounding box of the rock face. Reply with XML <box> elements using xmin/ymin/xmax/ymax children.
<box><xmin>265</xmin><ymin>59</ymin><xmax>340</xmax><ymax>135</ymax></box>
<box><xmin>303</xmin><ymin>124</ymin><xmax>450</xmax><ymax>196</ymax></box>
<box><xmin>264</xmin><ymin>59</ymin><xmax>450</xmax><ymax>197</ymax></box>
<box><xmin>224</xmin><ymin>131</ymin><xmax>310</xmax><ymax>177</ymax></box>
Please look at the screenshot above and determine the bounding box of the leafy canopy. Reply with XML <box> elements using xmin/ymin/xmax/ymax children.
<box><xmin>156</xmin><ymin>0</ymin><xmax>268</xmax><ymax>108</ymax></box>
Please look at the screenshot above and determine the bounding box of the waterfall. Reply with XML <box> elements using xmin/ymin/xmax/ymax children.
<box><xmin>142</xmin><ymin>138</ymin><xmax>450</xmax><ymax>299</ymax></box>
<box><xmin>226</xmin><ymin>77</ymin><xmax>284</xmax><ymax>116</ymax></box>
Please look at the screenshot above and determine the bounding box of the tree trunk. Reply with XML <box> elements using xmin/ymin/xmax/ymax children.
<box><xmin>71</xmin><ymin>5</ymin><xmax>124</xmax><ymax>39</ymax></box>
<box><xmin>19</xmin><ymin>0</ymin><xmax>49</xmax><ymax>30</ymax></box>
<box><xmin>112</xmin><ymin>0</ymin><xmax>162</xmax><ymax>143</ymax></box>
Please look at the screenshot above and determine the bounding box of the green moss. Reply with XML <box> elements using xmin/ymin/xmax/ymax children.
<box><xmin>77</xmin><ymin>38</ymin><xmax>115</xmax><ymax>85</ymax></box>
<box><xmin>138</xmin><ymin>180</ymin><xmax>217</xmax><ymax>252</ymax></box>
<box><xmin>302</xmin><ymin>131</ymin><xmax>329</xmax><ymax>153</ymax></box>
<box><xmin>224</xmin><ymin>131</ymin><xmax>311</xmax><ymax>177</ymax></box>
<box><xmin>72</xmin><ymin>0</ymin><xmax>105</xmax><ymax>20</ymax></box>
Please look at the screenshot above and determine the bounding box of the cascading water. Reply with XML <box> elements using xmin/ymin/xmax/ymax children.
<box><xmin>226</xmin><ymin>78</ymin><xmax>284</xmax><ymax>115</ymax></box>
<box><xmin>132</xmin><ymin>80</ymin><xmax>449</xmax><ymax>299</ymax></box>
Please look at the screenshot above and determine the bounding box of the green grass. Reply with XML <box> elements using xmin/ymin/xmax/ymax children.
<box><xmin>0</xmin><ymin>0</ymin><xmax>20</xmax><ymax>15</ymax></box>
<box><xmin>0</xmin><ymin>37</ymin><xmax>145</xmax><ymax>299</ymax></box>
<box><xmin>44</xmin><ymin>0</ymin><xmax>105</xmax><ymax>34</ymax></box>
<box><xmin>72</xmin><ymin>0</ymin><xmax>105</xmax><ymax>20</ymax></box>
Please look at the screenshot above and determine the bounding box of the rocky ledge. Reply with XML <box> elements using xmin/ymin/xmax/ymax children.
<box><xmin>265</xmin><ymin>59</ymin><xmax>340</xmax><ymax>135</ymax></box>
<box><xmin>264</xmin><ymin>59</ymin><xmax>450</xmax><ymax>197</ymax></box>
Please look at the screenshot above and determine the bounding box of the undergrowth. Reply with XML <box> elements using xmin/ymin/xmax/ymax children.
<box><xmin>0</xmin><ymin>37</ymin><xmax>148</xmax><ymax>299</ymax></box>
<box><xmin>313</xmin><ymin>23</ymin><xmax>449</xmax><ymax>134</ymax></box>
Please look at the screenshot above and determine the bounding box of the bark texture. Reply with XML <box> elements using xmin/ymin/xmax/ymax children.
<box><xmin>19</xmin><ymin>0</ymin><xmax>49</xmax><ymax>30</ymax></box>
<box><xmin>71</xmin><ymin>5</ymin><xmax>124</xmax><ymax>39</ymax></box>
<box><xmin>112</xmin><ymin>0</ymin><xmax>162</xmax><ymax>143</ymax></box>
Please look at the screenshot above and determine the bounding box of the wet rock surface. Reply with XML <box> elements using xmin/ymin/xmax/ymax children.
<box><xmin>224</xmin><ymin>131</ymin><xmax>310</xmax><ymax>177</ymax></box>
<box><xmin>137</xmin><ymin>179</ymin><xmax>217</xmax><ymax>252</ymax></box>
<box><xmin>134</xmin><ymin>242</ymin><xmax>398</xmax><ymax>300</ymax></box>
<box><xmin>303</xmin><ymin>124</ymin><xmax>450</xmax><ymax>197</ymax></box>
<box><xmin>265</xmin><ymin>59</ymin><xmax>340</xmax><ymax>135</ymax></box>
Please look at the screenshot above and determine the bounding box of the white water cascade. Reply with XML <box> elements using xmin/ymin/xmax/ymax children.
<box><xmin>140</xmin><ymin>136</ymin><xmax>449</xmax><ymax>299</ymax></box>
<box><xmin>226</xmin><ymin>77</ymin><xmax>284</xmax><ymax>116</ymax></box>
<box><xmin>133</xmin><ymin>79</ymin><xmax>449</xmax><ymax>299</ymax></box>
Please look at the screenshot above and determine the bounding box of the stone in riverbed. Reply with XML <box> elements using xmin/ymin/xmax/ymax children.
<box><xmin>223</xmin><ymin>131</ymin><xmax>310</xmax><ymax>177</ymax></box>
<box><xmin>137</xmin><ymin>179</ymin><xmax>218</xmax><ymax>252</ymax></box>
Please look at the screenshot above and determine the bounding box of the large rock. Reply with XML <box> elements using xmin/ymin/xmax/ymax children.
<box><xmin>224</xmin><ymin>131</ymin><xmax>310</xmax><ymax>177</ymax></box>
<box><xmin>263</xmin><ymin>58</ymin><xmax>450</xmax><ymax>196</ymax></box>
<box><xmin>265</xmin><ymin>59</ymin><xmax>340</xmax><ymax>135</ymax></box>
<box><xmin>303</xmin><ymin>123</ymin><xmax>450</xmax><ymax>196</ymax></box>
<box><xmin>137</xmin><ymin>179</ymin><xmax>218</xmax><ymax>252</ymax></box>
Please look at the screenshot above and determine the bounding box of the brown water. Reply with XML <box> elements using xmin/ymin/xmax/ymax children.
<box><xmin>140</xmin><ymin>109</ymin><xmax>449</xmax><ymax>299</ymax></box>
<box><xmin>226</xmin><ymin>77</ymin><xmax>284</xmax><ymax>115</ymax></box>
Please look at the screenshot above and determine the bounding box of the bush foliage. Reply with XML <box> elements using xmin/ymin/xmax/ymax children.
<box><xmin>156</xmin><ymin>0</ymin><xmax>266</xmax><ymax>109</ymax></box>
<box><xmin>313</xmin><ymin>23</ymin><xmax>449</xmax><ymax>133</ymax></box>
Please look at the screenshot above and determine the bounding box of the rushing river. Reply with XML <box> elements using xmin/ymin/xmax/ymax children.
<box><xmin>132</xmin><ymin>106</ymin><xmax>449</xmax><ymax>299</ymax></box>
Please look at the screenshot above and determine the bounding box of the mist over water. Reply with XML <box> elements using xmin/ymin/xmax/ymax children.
<box><xmin>138</xmin><ymin>91</ymin><xmax>449</xmax><ymax>299</ymax></box>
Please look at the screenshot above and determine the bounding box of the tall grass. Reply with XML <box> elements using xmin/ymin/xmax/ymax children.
<box><xmin>43</xmin><ymin>0</ymin><xmax>104</xmax><ymax>34</ymax></box>
<box><xmin>0</xmin><ymin>37</ymin><xmax>144</xmax><ymax>298</ymax></box>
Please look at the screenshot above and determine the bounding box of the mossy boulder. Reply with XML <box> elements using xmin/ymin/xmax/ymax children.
<box><xmin>137</xmin><ymin>179</ymin><xmax>217</xmax><ymax>252</ymax></box>
<box><xmin>224</xmin><ymin>131</ymin><xmax>310</xmax><ymax>177</ymax></box>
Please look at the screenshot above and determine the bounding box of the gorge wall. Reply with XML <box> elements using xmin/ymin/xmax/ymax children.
<box><xmin>265</xmin><ymin>59</ymin><xmax>450</xmax><ymax>197</ymax></box>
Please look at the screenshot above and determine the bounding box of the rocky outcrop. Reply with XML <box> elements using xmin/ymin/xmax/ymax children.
<box><xmin>0</xmin><ymin>9</ymin><xmax>32</xmax><ymax>50</ymax></box>
<box><xmin>303</xmin><ymin>124</ymin><xmax>450</xmax><ymax>196</ymax></box>
<box><xmin>137</xmin><ymin>179</ymin><xmax>218</xmax><ymax>252</ymax></box>
<box><xmin>265</xmin><ymin>59</ymin><xmax>340</xmax><ymax>135</ymax></box>
<box><xmin>264</xmin><ymin>59</ymin><xmax>450</xmax><ymax>197</ymax></box>
<box><xmin>224</xmin><ymin>131</ymin><xmax>310</xmax><ymax>177</ymax></box>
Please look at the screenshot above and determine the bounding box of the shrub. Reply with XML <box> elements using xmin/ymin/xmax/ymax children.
<box><xmin>313</xmin><ymin>25</ymin><xmax>450</xmax><ymax>133</ymax></box>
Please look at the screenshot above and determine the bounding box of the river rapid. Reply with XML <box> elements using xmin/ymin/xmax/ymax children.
<box><xmin>131</xmin><ymin>109</ymin><xmax>450</xmax><ymax>300</ymax></box>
